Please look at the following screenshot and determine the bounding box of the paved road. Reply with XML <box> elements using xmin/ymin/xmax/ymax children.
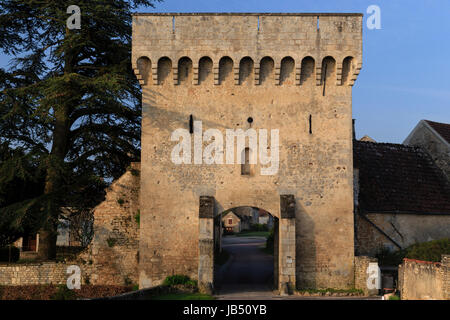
<box><xmin>214</xmin><ymin>236</ymin><xmax>382</xmax><ymax>300</ymax></box>
<box><xmin>215</xmin><ymin>236</ymin><xmax>275</xmax><ymax>299</ymax></box>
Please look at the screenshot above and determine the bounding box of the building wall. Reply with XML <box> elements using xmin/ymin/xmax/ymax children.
<box><xmin>354</xmin><ymin>256</ymin><xmax>379</xmax><ymax>296</ymax></box>
<box><xmin>404</xmin><ymin>121</ymin><xmax>450</xmax><ymax>179</ymax></box>
<box><xmin>398</xmin><ymin>256</ymin><xmax>449</xmax><ymax>300</ymax></box>
<box><xmin>0</xmin><ymin>262</ymin><xmax>68</xmax><ymax>286</ymax></box>
<box><xmin>356</xmin><ymin>213</ymin><xmax>450</xmax><ymax>256</ymax></box>
<box><xmin>222</xmin><ymin>212</ymin><xmax>241</xmax><ymax>233</ymax></box>
<box><xmin>78</xmin><ymin>163</ymin><xmax>140</xmax><ymax>285</ymax></box>
<box><xmin>133</xmin><ymin>13</ymin><xmax>363</xmax><ymax>289</ymax></box>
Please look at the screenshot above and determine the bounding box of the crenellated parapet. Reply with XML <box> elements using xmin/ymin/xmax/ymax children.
<box><xmin>132</xmin><ymin>13</ymin><xmax>363</xmax><ymax>88</ymax></box>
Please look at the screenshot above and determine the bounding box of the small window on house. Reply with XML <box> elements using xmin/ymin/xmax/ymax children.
<box><xmin>241</xmin><ymin>147</ymin><xmax>251</xmax><ymax>175</ymax></box>
<box><xmin>228</xmin><ymin>218</ymin><xmax>233</xmax><ymax>225</ymax></box>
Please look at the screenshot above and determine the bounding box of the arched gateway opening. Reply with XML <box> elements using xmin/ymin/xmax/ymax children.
<box><xmin>214</xmin><ymin>206</ymin><xmax>279</xmax><ymax>295</ymax></box>
<box><xmin>198</xmin><ymin>195</ymin><xmax>296</xmax><ymax>296</ymax></box>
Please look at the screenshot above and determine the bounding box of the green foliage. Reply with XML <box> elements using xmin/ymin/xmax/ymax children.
<box><xmin>123</xmin><ymin>276</ymin><xmax>133</xmax><ymax>286</ymax></box>
<box><xmin>106</xmin><ymin>237</ymin><xmax>117</xmax><ymax>248</ymax></box>
<box><xmin>134</xmin><ymin>210</ymin><xmax>140</xmax><ymax>226</ymax></box>
<box><xmin>163</xmin><ymin>275</ymin><xmax>197</xmax><ymax>288</ymax></box>
<box><xmin>405</xmin><ymin>238</ymin><xmax>450</xmax><ymax>262</ymax></box>
<box><xmin>297</xmin><ymin>288</ymin><xmax>364</xmax><ymax>295</ymax></box>
<box><xmin>250</xmin><ymin>223</ymin><xmax>268</xmax><ymax>232</ymax></box>
<box><xmin>389</xmin><ymin>295</ymin><xmax>400</xmax><ymax>300</ymax></box>
<box><xmin>375</xmin><ymin>247</ymin><xmax>405</xmax><ymax>266</ymax></box>
<box><xmin>117</xmin><ymin>198</ymin><xmax>125</xmax><ymax>206</ymax></box>
<box><xmin>130</xmin><ymin>169</ymin><xmax>140</xmax><ymax>176</ymax></box>
<box><xmin>0</xmin><ymin>246</ymin><xmax>20</xmax><ymax>262</ymax></box>
<box><xmin>376</xmin><ymin>238</ymin><xmax>450</xmax><ymax>265</ymax></box>
<box><xmin>237</xmin><ymin>231</ymin><xmax>270</xmax><ymax>238</ymax></box>
<box><xmin>51</xmin><ymin>285</ymin><xmax>77</xmax><ymax>300</ymax></box>
<box><xmin>265</xmin><ymin>227</ymin><xmax>274</xmax><ymax>255</ymax></box>
<box><xmin>0</xmin><ymin>0</ymin><xmax>160</xmax><ymax>256</ymax></box>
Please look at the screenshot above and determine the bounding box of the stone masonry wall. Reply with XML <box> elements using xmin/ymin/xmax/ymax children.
<box><xmin>0</xmin><ymin>165</ymin><xmax>140</xmax><ymax>287</ymax></box>
<box><xmin>355</xmin><ymin>213</ymin><xmax>450</xmax><ymax>256</ymax></box>
<box><xmin>133</xmin><ymin>13</ymin><xmax>363</xmax><ymax>289</ymax></box>
<box><xmin>0</xmin><ymin>262</ymin><xmax>68</xmax><ymax>286</ymax></box>
<box><xmin>398</xmin><ymin>256</ymin><xmax>449</xmax><ymax>300</ymax></box>
<box><xmin>354</xmin><ymin>256</ymin><xmax>378</xmax><ymax>296</ymax></box>
<box><xmin>77</xmin><ymin>163</ymin><xmax>140</xmax><ymax>286</ymax></box>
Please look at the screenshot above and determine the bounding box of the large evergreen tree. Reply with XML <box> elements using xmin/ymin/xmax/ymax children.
<box><xmin>0</xmin><ymin>0</ymin><xmax>159</xmax><ymax>259</ymax></box>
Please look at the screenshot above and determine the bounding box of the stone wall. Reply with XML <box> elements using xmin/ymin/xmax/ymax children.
<box><xmin>398</xmin><ymin>256</ymin><xmax>449</xmax><ymax>300</ymax></box>
<box><xmin>133</xmin><ymin>13</ymin><xmax>363</xmax><ymax>290</ymax></box>
<box><xmin>355</xmin><ymin>212</ymin><xmax>450</xmax><ymax>256</ymax></box>
<box><xmin>0</xmin><ymin>262</ymin><xmax>70</xmax><ymax>286</ymax></box>
<box><xmin>77</xmin><ymin>163</ymin><xmax>140</xmax><ymax>286</ymax></box>
<box><xmin>0</xmin><ymin>165</ymin><xmax>140</xmax><ymax>287</ymax></box>
<box><xmin>354</xmin><ymin>256</ymin><xmax>378</xmax><ymax>296</ymax></box>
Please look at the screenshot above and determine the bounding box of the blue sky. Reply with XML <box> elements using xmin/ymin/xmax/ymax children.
<box><xmin>2</xmin><ymin>0</ymin><xmax>449</xmax><ymax>143</ymax></box>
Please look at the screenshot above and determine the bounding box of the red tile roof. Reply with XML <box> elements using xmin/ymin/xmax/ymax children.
<box><xmin>425</xmin><ymin>120</ymin><xmax>450</xmax><ymax>144</ymax></box>
<box><xmin>354</xmin><ymin>141</ymin><xmax>450</xmax><ymax>214</ymax></box>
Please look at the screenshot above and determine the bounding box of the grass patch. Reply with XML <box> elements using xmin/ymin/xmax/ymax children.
<box><xmin>389</xmin><ymin>295</ymin><xmax>400</xmax><ymax>300</ymax></box>
<box><xmin>150</xmin><ymin>293</ymin><xmax>214</xmax><ymax>300</ymax></box>
<box><xmin>236</xmin><ymin>231</ymin><xmax>269</xmax><ymax>238</ymax></box>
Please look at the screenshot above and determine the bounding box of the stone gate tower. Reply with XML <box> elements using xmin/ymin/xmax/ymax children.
<box><xmin>132</xmin><ymin>13</ymin><xmax>363</xmax><ymax>291</ymax></box>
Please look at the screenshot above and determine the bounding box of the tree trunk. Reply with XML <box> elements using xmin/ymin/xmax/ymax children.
<box><xmin>37</xmin><ymin>29</ymin><xmax>74</xmax><ymax>261</ymax></box>
<box><xmin>37</xmin><ymin>106</ymin><xmax>70</xmax><ymax>260</ymax></box>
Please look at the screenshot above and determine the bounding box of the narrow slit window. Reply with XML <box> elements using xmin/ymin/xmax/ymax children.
<box><xmin>189</xmin><ymin>115</ymin><xmax>194</xmax><ymax>134</ymax></box>
<box><xmin>241</xmin><ymin>147</ymin><xmax>251</xmax><ymax>175</ymax></box>
<box><xmin>309</xmin><ymin>115</ymin><xmax>312</xmax><ymax>134</ymax></box>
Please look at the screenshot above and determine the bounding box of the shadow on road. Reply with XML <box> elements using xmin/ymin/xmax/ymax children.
<box><xmin>215</xmin><ymin>236</ymin><xmax>274</xmax><ymax>298</ymax></box>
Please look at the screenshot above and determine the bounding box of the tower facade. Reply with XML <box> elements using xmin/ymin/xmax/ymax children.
<box><xmin>132</xmin><ymin>13</ymin><xmax>363</xmax><ymax>290</ymax></box>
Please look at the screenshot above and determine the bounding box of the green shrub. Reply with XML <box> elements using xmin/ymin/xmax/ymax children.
<box><xmin>106</xmin><ymin>238</ymin><xmax>117</xmax><ymax>248</ymax></box>
<box><xmin>0</xmin><ymin>246</ymin><xmax>20</xmax><ymax>262</ymax></box>
<box><xmin>265</xmin><ymin>228</ymin><xmax>274</xmax><ymax>254</ymax></box>
<box><xmin>163</xmin><ymin>275</ymin><xmax>197</xmax><ymax>287</ymax></box>
<box><xmin>134</xmin><ymin>211</ymin><xmax>140</xmax><ymax>226</ymax></box>
<box><xmin>375</xmin><ymin>247</ymin><xmax>405</xmax><ymax>266</ymax></box>
<box><xmin>376</xmin><ymin>238</ymin><xmax>450</xmax><ymax>266</ymax></box>
<box><xmin>117</xmin><ymin>198</ymin><xmax>125</xmax><ymax>205</ymax></box>
<box><xmin>51</xmin><ymin>285</ymin><xmax>77</xmax><ymax>300</ymax></box>
<box><xmin>405</xmin><ymin>238</ymin><xmax>450</xmax><ymax>262</ymax></box>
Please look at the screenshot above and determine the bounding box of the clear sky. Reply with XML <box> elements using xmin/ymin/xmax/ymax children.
<box><xmin>2</xmin><ymin>0</ymin><xmax>449</xmax><ymax>143</ymax></box>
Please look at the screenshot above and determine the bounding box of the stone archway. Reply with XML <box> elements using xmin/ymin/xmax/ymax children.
<box><xmin>198</xmin><ymin>195</ymin><xmax>296</xmax><ymax>295</ymax></box>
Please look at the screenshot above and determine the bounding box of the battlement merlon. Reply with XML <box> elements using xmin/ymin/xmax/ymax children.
<box><xmin>132</xmin><ymin>13</ymin><xmax>363</xmax><ymax>86</ymax></box>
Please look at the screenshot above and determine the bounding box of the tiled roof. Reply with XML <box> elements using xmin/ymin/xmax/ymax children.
<box><xmin>354</xmin><ymin>141</ymin><xmax>450</xmax><ymax>214</ymax></box>
<box><xmin>425</xmin><ymin>120</ymin><xmax>450</xmax><ymax>144</ymax></box>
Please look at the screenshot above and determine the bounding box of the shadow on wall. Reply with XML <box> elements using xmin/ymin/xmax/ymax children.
<box><xmin>295</xmin><ymin>201</ymin><xmax>316</xmax><ymax>289</ymax></box>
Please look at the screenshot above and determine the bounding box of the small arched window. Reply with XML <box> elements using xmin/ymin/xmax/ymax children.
<box><xmin>239</xmin><ymin>57</ymin><xmax>254</xmax><ymax>85</ymax></box>
<box><xmin>157</xmin><ymin>57</ymin><xmax>172</xmax><ymax>85</ymax></box>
